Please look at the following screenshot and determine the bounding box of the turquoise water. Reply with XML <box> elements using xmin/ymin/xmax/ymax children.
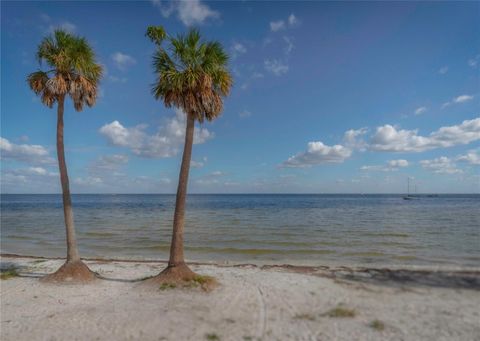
<box><xmin>1</xmin><ymin>194</ymin><xmax>479</xmax><ymax>267</ymax></box>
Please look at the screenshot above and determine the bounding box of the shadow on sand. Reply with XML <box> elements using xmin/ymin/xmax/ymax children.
<box><xmin>261</xmin><ymin>264</ymin><xmax>480</xmax><ymax>290</ymax></box>
<box><xmin>2</xmin><ymin>255</ymin><xmax>479</xmax><ymax>290</ymax></box>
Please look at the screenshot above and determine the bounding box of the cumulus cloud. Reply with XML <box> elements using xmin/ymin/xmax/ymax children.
<box><xmin>0</xmin><ymin>137</ymin><xmax>55</xmax><ymax>165</ymax></box>
<box><xmin>282</xmin><ymin>141</ymin><xmax>352</xmax><ymax>168</ymax></box>
<box><xmin>420</xmin><ymin>157</ymin><xmax>463</xmax><ymax>174</ymax></box>
<box><xmin>152</xmin><ymin>0</ymin><xmax>219</xmax><ymax>26</ymax></box>
<box><xmin>100</xmin><ymin>109</ymin><xmax>214</xmax><ymax>158</ymax></box>
<box><xmin>1</xmin><ymin>166</ymin><xmax>59</xmax><ymax>193</ymax></box>
<box><xmin>343</xmin><ymin>128</ymin><xmax>368</xmax><ymax>151</ymax></box>
<box><xmin>361</xmin><ymin>159</ymin><xmax>409</xmax><ymax>172</ymax></box>
<box><xmin>111</xmin><ymin>52</ymin><xmax>136</xmax><ymax>71</ymax></box>
<box><xmin>369</xmin><ymin>118</ymin><xmax>480</xmax><ymax>152</ymax></box>
<box><xmin>264</xmin><ymin>59</ymin><xmax>289</xmax><ymax>76</ymax></box>
<box><xmin>457</xmin><ymin>149</ymin><xmax>480</xmax><ymax>165</ymax></box>
<box><xmin>414</xmin><ymin>106</ymin><xmax>427</xmax><ymax>115</ymax></box>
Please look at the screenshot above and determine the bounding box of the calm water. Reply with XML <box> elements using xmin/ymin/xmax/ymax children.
<box><xmin>1</xmin><ymin>194</ymin><xmax>479</xmax><ymax>268</ymax></box>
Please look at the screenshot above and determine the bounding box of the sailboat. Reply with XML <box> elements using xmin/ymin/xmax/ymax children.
<box><xmin>403</xmin><ymin>177</ymin><xmax>416</xmax><ymax>200</ymax></box>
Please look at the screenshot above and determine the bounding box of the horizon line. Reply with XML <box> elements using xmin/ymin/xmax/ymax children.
<box><xmin>1</xmin><ymin>192</ymin><xmax>479</xmax><ymax>195</ymax></box>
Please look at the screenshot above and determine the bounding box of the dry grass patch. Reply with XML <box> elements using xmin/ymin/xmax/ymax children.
<box><xmin>159</xmin><ymin>283</ymin><xmax>176</xmax><ymax>290</ymax></box>
<box><xmin>322</xmin><ymin>306</ymin><xmax>356</xmax><ymax>318</ymax></box>
<box><xmin>0</xmin><ymin>268</ymin><xmax>19</xmax><ymax>280</ymax></box>
<box><xmin>293</xmin><ymin>313</ymin><xmax>316</xmax><ymax>321</ymax></box>
<box><xmin>369</xmin><ymin>319</ymin><xmax>385</xmax><ymax>331</ymax></box>
<box><xmin>154</xmin><ymin>274</ymin><xmax>217</xmax><ymax>292</ymax></box>
<box><xmin>205</xmin><ymin>333</ymin><xmax>220</xmax><ymax>340</ymax></box>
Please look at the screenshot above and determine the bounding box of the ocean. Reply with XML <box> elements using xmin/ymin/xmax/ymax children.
<box><xmin>1</xmin><ymin>194</ymin><xmax>479</xmax><ymax>268</ymax></box>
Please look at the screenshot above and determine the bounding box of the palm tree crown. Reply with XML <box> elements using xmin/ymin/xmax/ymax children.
<box><xmin>147</xmin><ymin>26</ymin><xmax>232</xmax><ymax>122</ymax></box>
<box><xmin>27</xmin><ymin>29</ymin><xmax>102</xmax><ymax>111</ymax></box>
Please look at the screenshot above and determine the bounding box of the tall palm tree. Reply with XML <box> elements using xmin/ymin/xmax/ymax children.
<box><xmin>145</xmin><ymin>26</ymin><xmax>232</xmax><ymax>282</ymax></box>
<box><xmin>27</xmin><ymin>29</ymin><xmax>102</xmax><ymax>283</ymax></box>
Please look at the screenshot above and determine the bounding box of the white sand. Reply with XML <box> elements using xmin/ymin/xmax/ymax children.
<box><xmin>1</xmin><ymin>256</ymin><xmax>479</xmax><ymax>341</ymax></box>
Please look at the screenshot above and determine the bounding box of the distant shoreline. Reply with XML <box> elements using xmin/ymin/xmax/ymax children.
<box><xmin>2</xmin><ymin>193</ymin><xmax>480</xmax><ymax>195</ymax></box>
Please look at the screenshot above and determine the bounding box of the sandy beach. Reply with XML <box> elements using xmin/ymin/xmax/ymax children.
<box><xmin>1</xmin><ymin>255</ymin><xmax>479</xmax><ymax>341</ymax></box>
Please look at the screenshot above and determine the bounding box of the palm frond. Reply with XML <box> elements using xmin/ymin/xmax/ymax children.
<box><xmin>27</xmin><ymin>70</ymin><xmax>49</xmax><ymax>94</ymax></box>
<box><xmin>28</xmin><ymin>29</ymin><xmax>102</xmax><ymax>111</ymax></box>
<box><xmin>147</xmin><ymin>27</ymin><xmax>232</xmax><ymax>122</ymax></box>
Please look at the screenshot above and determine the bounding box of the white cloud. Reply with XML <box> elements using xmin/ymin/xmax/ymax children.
<box><xmin>152</xmin><ymin>0</ymin><xmax>219</xmax><ymax>26</ymax></box>
<box><xmin>343</xmin><ymin>127</ymin><xmax>368</xmax><ymax>151</ymax></box>
<box><xmin>194</xmin><ymin>170</ymin><xmax>226</xmax><ymax>185</ymax></box>
<box><xmin>438</xmin><ymin>66</ymin><xmax>449</xmax><ymax>74</ymax></box>
<box><xmin>264</xmin><ymin>59</ymin><xmax>289</xmax><ymax>76</ymax></box>
<box><xmin>108</xmin><ymin>75</ymin><xmax>128</xmax><ymax>83</ymax></box>
<box><xmin>111</xmin><ymin>52</ymin><xmax>136</xmax><ymax>71</ymax></box>
<box><xmin>369</xmin><ymin>117</ymin><xmax>480</xmax><ymax>152</ymax></box>
<box><xmin>283</xmin><ymin>36</ymin><xmax>294</xmax><ymax>55</ymax></box>
<box><xmin>388</xmin><ymin>159</ymin><xmax>409</xmax><ymax>168</ymax></box>
<box><xmin>26</xmin><ymin>167</ymin><xmax>48</xmax><ymax>175</ymax></box>
<box><xmin>1</xmin><ymin>166</ymin><xmax>58</xmax><ymax>193</ymax></box>
<box><xmin>178</xmin><ymin>0</ymin><xmax>219</xmax><ymax>26</ymax></box>
<box><xmin>414</xmin><ymin>106</ymin><xmax>427</xmax><ymax>115</ymax></box>
<box><xmin>90</xmin><ymin>154</ymin><xmax>129</xmax><ymax>174</ymax></box>
<box><xmin>19</xmin><ymin>135</ymin><xmax>29</xmax><ymax>143</ymax></box>
<box><xmin>457</xmin><ymin>149</ymin><xmax>480</xmax><ymax>165</ymax></box>
<box><xmin>468</xmin><ymin>54</ymin><xmax>480</xmax><ymax>68</ymax></box>
<box><xmin>232</xmin><ymin>42</ymin><xmax>246</xmax><ymax>54</ymax></box>
<box><xmin>454</xmin><ymin>95</ymin><xmax>474</xmax><ymax>103</ymax></box>
<box><xmin>288</xmin><ymin>13</ymin><xmax>298</xmax><ymax>26</ymax></box>
<box><xmin>74</xmin><ymin>176</ymin><xmax>103</xmax><ymax>186</ymax></box>
<box><xmin>271</xmin><ymin>13</ymin><xmax>299</xmax><ymax>32</ymax></box>
<box><xmin>100</xmin><ymin>109</ymin><xmax>214</xmax><ymax>158</ymax></box>
<box><xmin>0</xmin><ymin>137</ymin><xmax>55</xmax><ymax>165</ymax></box>
<box><xmin>231</xmin><ymin>42</ymin><xmax>247</xmax><ymax>59</ymax></box>
<box><xmin>270</xmin><ymin>20</ymin><xmax>286</xmax><ymax>32</ymax></box>
<box><xmin>39</xmin><ymin>13</ymin><xmax>76</xmax><ymax>34</ymax></box>
<box><xmin>442</xmin><ymin>94</ymin><xmax>474</xmax><ymax>109</ymax></box>
<box><xmin>361</xmin><ymin>159</ymin><xmax>409</xmax><ymax>172</ymax></box>
<box><xmin>47</xmin><ymin>21</ymin><xmax>76</xmax><ymax>34</ymax></box>
<box><xmin>420</xmin><ymin>157</ymin><xmax>463</xmax><ymax>174</ymax></box>
<box><xmin>282</xmin><ymin>141</ymin><xmax>352</xmax><ymax>168</ymax></box>
<box><xmin>191</xmin><ymin>156</ymin><xmax>207</xmax><ymax>168</ymax></box>
<box><xmin>252</xmin><ymin>72</ymin><xmax>264</xmax><ymax>79</ymax></box>
<box><xmin>239</xmin><ymin>110</ymin><xmax>252</xmax><ymax>118</ymax></box>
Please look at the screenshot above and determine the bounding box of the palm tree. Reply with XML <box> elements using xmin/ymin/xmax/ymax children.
<box><xmin>27</xmin><ymin>29</ymin><xmax>102</xmax><ymax>283</ymax></box>
<box><xmin>145</xmin><ymin>26</ymin><xmax>232</xmax><ymax>283</ymax></box>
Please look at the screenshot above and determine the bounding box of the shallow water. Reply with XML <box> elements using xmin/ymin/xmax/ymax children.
<box><xmin>1</xmin><ymin>194</ymin><xmax>479</xmax><ymax>267</ymax></box>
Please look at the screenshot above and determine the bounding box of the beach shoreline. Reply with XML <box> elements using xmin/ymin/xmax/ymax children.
<box><xmin>1</xmin><ymin>255</ymin><xmax>479</xmax><ymax>340</ymax></box>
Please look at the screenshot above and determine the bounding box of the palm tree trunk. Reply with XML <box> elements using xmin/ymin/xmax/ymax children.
<box><xmin>56</xmin><ymin>95</ymin><xmax>80</xmax><ymax>263</ymax></box>
<box><xmin>168</xmin><ymin>112</ymin><xmax>195</xmax><ymax>267</ymax></box>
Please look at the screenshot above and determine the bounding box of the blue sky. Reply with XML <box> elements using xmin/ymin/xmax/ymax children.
<box><xmin>1</xmin><ymin>1</ymin><xmax>479</xmax><ymax>193</ymax></box>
